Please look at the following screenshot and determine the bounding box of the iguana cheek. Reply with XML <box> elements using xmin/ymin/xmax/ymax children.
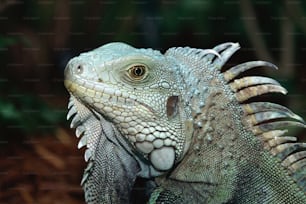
<box><xmin>149</xmin><ymin>146</ymin><xmax>175</xmax><ymax>171</ymax></box>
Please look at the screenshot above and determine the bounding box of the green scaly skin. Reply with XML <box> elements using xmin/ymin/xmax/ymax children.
<box><xmin>65</xmin><ymin>42</ymin><xmax>306</xmax><ymax>203</ymax></box>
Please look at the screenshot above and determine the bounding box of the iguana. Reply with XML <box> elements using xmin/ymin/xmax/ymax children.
<box><xmin>64</xmin><ymin>42</ymin><xmax>306</xmax><ymax>203</ymax></box>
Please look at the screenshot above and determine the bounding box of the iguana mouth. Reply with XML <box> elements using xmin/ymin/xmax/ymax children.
<box><xmin>64</xmin><ymin>79</ymin><xmax>156</xmax><ymax>115</ymax></box>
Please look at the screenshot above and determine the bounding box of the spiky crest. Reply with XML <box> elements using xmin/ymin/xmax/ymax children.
<box><xmin>67</xmin><ymin>95</ymin><xmax>102</xmax><ymax>163</ymax></box>
<box><xmin>218</xmin><ymin>43</ymin><xmax>306</xmax><ymax>192</ymax></box>
<box><xmin>166</xmin><ymin>42</ymin><xmax>306</xmax><ymax>193</ymax></box>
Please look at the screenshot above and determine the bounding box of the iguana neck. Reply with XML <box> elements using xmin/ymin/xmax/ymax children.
<box><xmin>161</xmin><ymin>51</ymin><xmax>241</xmax><ymax>202</ymax></box>
<box><xmin>161</xmin><ymin>45</ymin><xmax>306</xmax><ymax>203</ymax></box>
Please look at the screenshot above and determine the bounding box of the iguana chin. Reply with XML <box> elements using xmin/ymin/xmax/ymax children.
<box><xmin>64</xmin><ymin>42</ymin><xmax>306</xmax><ymax>203</ymax></box>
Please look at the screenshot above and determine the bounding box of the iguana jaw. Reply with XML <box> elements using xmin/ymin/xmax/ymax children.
<box><xmin>65</xmin><ymin>79</ymin><xmax>178</xmax><ymax>171</ymax></box>
<box><xmin>65</xmin><ymin>76</ymin><xmax>182</xmax><ymax>172</ymax></box>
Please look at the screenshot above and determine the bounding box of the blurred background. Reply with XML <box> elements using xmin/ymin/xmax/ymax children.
<box><xmin>1</xmin><ymin>0</ymin><xmax>306</xmax><ymax>203</ymax></box>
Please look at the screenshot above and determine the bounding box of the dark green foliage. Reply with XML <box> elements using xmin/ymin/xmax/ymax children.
<box><xmin>0</xmin><ymin>94</ymin><xmax>65</xmax><ymax>134</ymax></box>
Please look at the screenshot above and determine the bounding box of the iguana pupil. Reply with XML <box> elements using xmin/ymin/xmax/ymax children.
<box><xmin>129</xmin><ymin>64</ymin><xmax>146</xmax><ymax>78</ymax></box>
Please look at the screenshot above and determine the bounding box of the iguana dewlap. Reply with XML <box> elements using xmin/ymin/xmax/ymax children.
<box><xmin>64</xmin><ymin>42</ymin><xmax>306</xmax><ymax>203</ymax></box>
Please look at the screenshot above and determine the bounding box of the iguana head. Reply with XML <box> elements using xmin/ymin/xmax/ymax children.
<box><xmin>64</xmin><ymin>42</ymin><xmax>192</xmax><ymax>172</ymax></box>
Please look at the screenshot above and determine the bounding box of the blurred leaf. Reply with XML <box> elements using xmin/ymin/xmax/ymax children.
<box><xmin>0</xmin><ymin>35</ymin><xmax>16</xmax><ymax>48</ymax></box>
<box><xmin>0</xmin><ymin>101</ymin><xmax>20</xmax><ymax>120</ymax></box>
<box><xmin>0</xmin><ymin>95</ymin><xmax>65</xmax><ymax>134</ymax></box>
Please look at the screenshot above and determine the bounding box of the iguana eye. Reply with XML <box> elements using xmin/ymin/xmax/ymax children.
<box><xmin>128</xmin><ymin>64</ymin><xmax>147</xmax><ymax>80</ymax></box>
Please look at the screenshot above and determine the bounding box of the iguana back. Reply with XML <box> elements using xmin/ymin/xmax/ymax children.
<box><xmin>64</xmin><ymin>42</ymin><xmax>306</xmax><ymax>203</ymax></box>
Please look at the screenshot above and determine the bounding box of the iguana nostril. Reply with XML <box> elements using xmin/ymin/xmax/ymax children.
<box><xmin>76</xmin><ymin>64</ymin><xmax>84</xmax><ymax>74</ymax></box>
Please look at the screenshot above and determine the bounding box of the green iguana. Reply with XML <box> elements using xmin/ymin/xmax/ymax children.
<box><xmin>64</xmin><ymin>42</ymin><xmax>306</xmax><ymax>203</ymax></box>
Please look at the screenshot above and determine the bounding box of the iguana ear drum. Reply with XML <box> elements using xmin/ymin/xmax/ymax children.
<box><xmin>166</xmin><ymin>96</ymin><xmax>179</xmax><ymax>119</ymax></box>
